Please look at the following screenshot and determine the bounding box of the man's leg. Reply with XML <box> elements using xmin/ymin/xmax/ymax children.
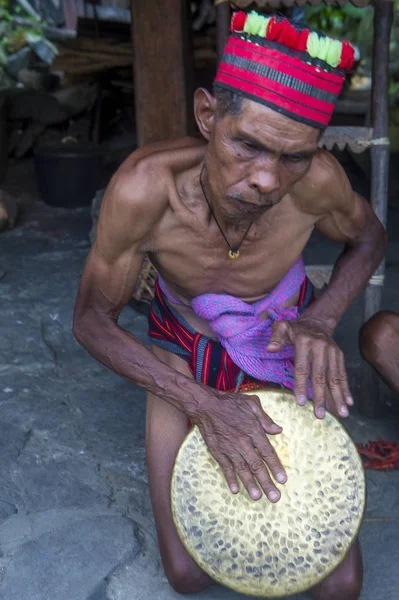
<box><xmin>311</xmin><ymin>388</ymin><xmax>363</xmax><ymax>599</ymax></box>
<box><xmin>359</xmin><ymin>310</ymin><xmax>399</xmax><ymax>393</ymax></box>
<box><xmin>311</xmin><ymin>539</ymin><xmax>363</xmax><ymax>600</ymax></box>
<box><xmin>146</xmin><ymin>346</ymin><xmax>364</xmax><ymax>597</ymax></box>
<box><xmin>145</xmin><ymin>345</ymin><xmax>214</xmax><ymax>594</ymax></box>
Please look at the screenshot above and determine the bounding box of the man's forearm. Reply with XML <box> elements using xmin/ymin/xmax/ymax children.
<box><xmin>301</xmin><ymin>227</ymin><xmax>387</xmax><ymax>332</ymax></box>
<box><xmin>73</xmin><ymin>313</ymin><xmax>209</xmax><ymax>416</ymax></box>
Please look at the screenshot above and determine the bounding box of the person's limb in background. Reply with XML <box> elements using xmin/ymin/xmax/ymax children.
<box><xmin>359</xmin><ymin>311</ymin><xmax>399</xmax><ymax>394</ymax></box>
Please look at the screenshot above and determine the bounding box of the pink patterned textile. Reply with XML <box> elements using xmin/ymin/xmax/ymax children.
<box><xmin>191</xmin><ymin>258</ymin><xmax>312</xmax><ymax>395</ymax></box>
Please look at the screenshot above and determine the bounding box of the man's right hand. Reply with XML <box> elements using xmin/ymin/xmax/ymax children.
<box><xmin>189</xmin><ymin>390</ymin><xmax>287</xmax><ymax>502</ymax></box>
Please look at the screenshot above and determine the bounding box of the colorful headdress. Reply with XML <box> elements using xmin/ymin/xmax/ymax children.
<box><xmin>214</xmin><ymin>11</ymin><xmax>356</xmax><ymax>129</ymax></box>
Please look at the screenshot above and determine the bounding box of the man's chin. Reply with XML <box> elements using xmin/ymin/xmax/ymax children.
<box><xmin>236</xmin><ymin>204</ymin><xmax>271</xmax><ymax>218</ymax></box>
<box><xmin>233</xmin><ymin>198</ymin><xmax>276</xmax><ymax>217</ymax></box>
<box><xmin>224</xmin><ymin>208</ymin><xmax>268</xmax><ymax>224</ymax></box>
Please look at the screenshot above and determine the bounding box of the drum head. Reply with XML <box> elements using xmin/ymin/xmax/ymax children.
<box><xmin>171</xmin><ymin>390</ymin><xmax>365</xmax><ymax>597</ymax></box>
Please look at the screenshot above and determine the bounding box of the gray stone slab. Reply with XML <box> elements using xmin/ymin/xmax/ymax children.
<box><xmin>0</xmin><ymin>420</ymin><xmax>29</xmax><ymax>459</ymax></box>
<box><xmin>0</xmin><ymin>458</ymin><xmax>25</xmax><ymax>517</ymax></box>
<box><xmin>0</xmin><ymin>499</ymin><xmax>17</xmax><ymax>525</ymax></box>
<box><xmin>12</xmin><ymin>460</ymin><xmax>110</xmax><ymax>513</ymax></box>
<box><xmin>0</xmin><ymin>514</ymin><xmax>142</xmax><ymax>600</ymax></box>
<box><xmin>360</xmin><ymin>521</ymin><xmax>399</xmax><ymax>600</ymax></box>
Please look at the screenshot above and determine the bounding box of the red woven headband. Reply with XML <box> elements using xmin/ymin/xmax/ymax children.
<box><xmin>214</xmin><ymin>12</ymin><xmax>355</xmax><ymax>129</ymax></box>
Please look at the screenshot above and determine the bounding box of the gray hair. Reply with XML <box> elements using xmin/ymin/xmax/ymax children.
<box><xmin>213</xmin><ymin>85</ymin><xmax>243</xmax><ymax>117</ymax></box>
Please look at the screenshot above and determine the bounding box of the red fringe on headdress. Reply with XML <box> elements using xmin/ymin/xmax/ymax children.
<box><xmin>231</xmin><ymin>10</ymin><xmax>246</xmax><ymax>32</ymax></box>
<box><xmin>339</xmin><ymin>41</ymin><xmax>355</xmax><ymax>70</ymax></box>
<box><xmin>267</xmin><ymin>16</ymin><xmax>309</xmax><ymax>50</ymax></box>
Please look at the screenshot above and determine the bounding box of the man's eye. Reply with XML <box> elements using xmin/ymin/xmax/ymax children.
<box><xmin>284</xmin><ymin>154</ymin><xmax>306</xmax><ymax>163</ymax></box>
<box><xmin>243</xmin><ymin>141</ymin><xmax>258</xmax><ymax>151</ymax></box>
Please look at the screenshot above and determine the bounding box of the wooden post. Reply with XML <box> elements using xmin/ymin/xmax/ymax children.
<box><xmin>0</xmin><ymin>96</ymin><xmax>7</xmax><ymax>184</ymax></box>
<box><xmin>131</xmin><ymin>0</ymin><xmax>193</xmax><ymax>146</ymax></box>
<box><xmin>216</xmin><ymin>1</ymin><xmax>230</xmax><ymax>65</ymax></box>
<box><xmin>360</xmin><ymin>0</ymin><xmax>393</xmax><ymax>417</ymax></box>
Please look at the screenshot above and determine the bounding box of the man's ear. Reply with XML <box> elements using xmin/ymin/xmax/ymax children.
<box><xmin>193</xmin><ymin>88</ymin><xmax>217</xmax><ymax>141</ymax></box>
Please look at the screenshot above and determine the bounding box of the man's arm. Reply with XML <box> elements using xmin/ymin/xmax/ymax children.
<box><xmin>303</xmin><ymin>181</ymin><xmax>387</xmax><ymax>332</ymax></box>
<box><xmin>268</xmin><ymin>154</ymin><xmax>387</xmax><ymax>417</ymax></box>
<box><xmin>73</xmin><ymin>157</ymin><xmax>287</xmax><ymax>502</ymax></box>
<box><xmin>73</xmin><ymin>163</ymin><xmax>207</xmax><ymax>416</ymax></box>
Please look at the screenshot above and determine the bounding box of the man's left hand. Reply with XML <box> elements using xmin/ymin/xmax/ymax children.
<box><xmin>266</xmin><ymin>317</ymin><xmax>354</xmax><ymax>419</ymax></box>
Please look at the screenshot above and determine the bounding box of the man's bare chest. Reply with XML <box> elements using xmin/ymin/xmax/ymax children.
<box><xmin>146</xmin><ymin>208</ymin><xmax>315</xmax><ymax>302</ymax></box>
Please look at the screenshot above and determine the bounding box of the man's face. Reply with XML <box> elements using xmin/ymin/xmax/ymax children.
<box><xmin>205</xmin><ymin>98</ymin><xmax>320</xmax><ymax>222</ymax></box>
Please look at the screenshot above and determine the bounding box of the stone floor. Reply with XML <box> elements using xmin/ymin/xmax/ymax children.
<box><xmin>0</xmin><ymin>158</ymin><xmax>398</xmax><ymax>599</ymax></box>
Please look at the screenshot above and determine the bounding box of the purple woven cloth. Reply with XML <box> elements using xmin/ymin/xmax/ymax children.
<box><xmin>191</xmin><ymin>258</ymin><xmax>310</xmax><ymax>394</ymax></box>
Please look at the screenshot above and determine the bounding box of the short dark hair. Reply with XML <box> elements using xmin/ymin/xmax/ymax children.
<box><xmin>213</xmin><ymin>84</ymin><xmax>243</xmax><ymax>117</ymax></box>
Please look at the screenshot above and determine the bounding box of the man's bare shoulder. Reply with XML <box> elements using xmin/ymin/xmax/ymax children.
<box><xmin>103</xmin><ymin>138</ymin><xmax>204</xmax><ymax>214</ymax></box>
<box><xmin>108</xmin><ymin>137</ymin><xmax>205</xmax><ymax>210</ymax></box>
<box><xmin>96</xmin><ymin>138</ymin><xmax>205</xmax><ymax>252</ymax></box>
<box><xmin>293</xmin><ymin>149</ymin><xmax>353</xmax><ymax>217</ymax></box>
<box><xmin>119</xmin><ymin>136</ymin><xmax>205</xmax><ymax>170</ymax></box>
<box><xmin>116</xmin><ymin>136</ymin><xmax>205</xmax><ymax>180</ymax></box>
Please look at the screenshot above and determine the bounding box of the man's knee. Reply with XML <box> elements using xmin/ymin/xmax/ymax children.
<box><xmin>313</xmin><ymin>540</ymin><xmax>363</xmax><ymax>600</ymax></box>
<box><xmin>164</xmin><ymin>556</ymin><xmax>193</xmax><ymax>594</ymax></box>
<box><xmin>359</xmin><ymin>310</ymin><xmax>399</xmax><ymax>365</ymax></box>
<box><xmin>318</xmin><ymin>568</ymin><xmax>363</xmax><ymax>600</ymax></box>
<box><xmin>163</xmin><ymin>553</ymin><xmax>210</xmax><ymax>595</ymax></box>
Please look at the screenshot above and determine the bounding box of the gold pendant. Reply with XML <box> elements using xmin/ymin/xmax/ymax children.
<box><xmin>228</xmin><ymin>249</ymin><xmax>240</xmax><ymax>260</ymax></box>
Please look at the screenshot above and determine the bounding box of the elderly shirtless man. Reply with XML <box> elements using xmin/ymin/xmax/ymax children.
<box><xmin>74</xmin><ymin>12</ymin><xmax>386</xmax><ymax>600</ymax></box>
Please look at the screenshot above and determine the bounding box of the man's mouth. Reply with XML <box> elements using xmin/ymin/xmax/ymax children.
<box><xmin>230</xmin><ymin>196</ymin><xmax>275</xmax><ymax>214</ymax></box>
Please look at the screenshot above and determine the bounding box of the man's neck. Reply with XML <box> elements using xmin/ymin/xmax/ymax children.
<box><xmin>199</xmin><ymin>166</ymin><xmax>254</xmax><ymax>235</ymax></box>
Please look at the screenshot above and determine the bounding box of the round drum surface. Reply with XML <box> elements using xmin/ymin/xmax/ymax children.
<box><xmin>171</xmin><ymin>390</ymin><xmax>365</xmax><ymax>597</ymax></box>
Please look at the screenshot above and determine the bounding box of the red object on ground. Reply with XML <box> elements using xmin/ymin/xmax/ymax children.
<box><xmin>356</xmin><ymin>440</ymin><xmax>399</xmax><ymax>470</ymax></box>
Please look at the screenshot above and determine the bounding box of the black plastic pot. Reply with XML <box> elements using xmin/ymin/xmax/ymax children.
<box><xmin>34</xmin><ymin>142</ymin><xmax>103</xmax><ymax>208</ymax></box>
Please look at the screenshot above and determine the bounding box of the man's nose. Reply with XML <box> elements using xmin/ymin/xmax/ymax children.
<box><xmin>248</xmin><ymin>164</ymin><xmax>280</xmax><ymax>197</ymax></box>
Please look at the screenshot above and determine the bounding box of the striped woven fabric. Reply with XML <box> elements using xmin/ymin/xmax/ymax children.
<box><xmin>148</xmin><ymin>277</ymin><xmax>314</xmax><ymax>392</ymax></box>
<box><xmin>214</xmin><ymin>12</ymin><xmax>355</xmax><ymax>128</ymax></box>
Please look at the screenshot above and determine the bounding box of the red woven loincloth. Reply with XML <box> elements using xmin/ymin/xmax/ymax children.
<box><xmin>148</xmin><ymin>277</ymin><xmax>314</xmax><ymax>392</ymax></box>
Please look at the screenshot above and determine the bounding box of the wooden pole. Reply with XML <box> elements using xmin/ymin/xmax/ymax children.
<box><xmin>131</xmin><ymin>0</ymin><xmax>193</xmax><ymax>147</ymax></box>
<box><xmin>216</xmin><ymin>1</ymin><xmax>230</xmax><ymax>65</ymax></box>
<box><xmin>0</xmin><ymin>96</ymin><xmax>7</xmax><ymax>184</ymax></box>
<box><xmin>360</xmin><ymin>0</ymin><xmax>393</xmax><ymax>417</ymax></box>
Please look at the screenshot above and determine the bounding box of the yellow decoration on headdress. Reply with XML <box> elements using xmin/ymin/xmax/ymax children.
<box><xmin>244</xmin><ymin>11</ymin><xmax>269</xmax><ymax>38</ymax></box>
<box><xmin>326</xmin><ymin>39</ymin><xmax>342</xmax><ymax>68</ymax></box>
<box><xmin>307</xmin><ymin>32</ymin><xmax>321</xmax><ymax>59</ymax></box>
<box><xmin>317</xmin><ymin>37</ymin><xmax>332</xmax><ymax>62</ymax></box>
<box><xmin>307</xmin><ymin>31</ymin><xmax>343</xmax><ymax>68</ymax></box>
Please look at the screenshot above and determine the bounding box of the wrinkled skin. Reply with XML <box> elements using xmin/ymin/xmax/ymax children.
<box><xmin>267</xmin><ymin>317</ymin><xmax>353</xmax><ymax>419</ymax></box>
<box><xmin>191</xmin><ymin>390</ymin><xmax>286</xmax><ymax>501</ymax></box>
